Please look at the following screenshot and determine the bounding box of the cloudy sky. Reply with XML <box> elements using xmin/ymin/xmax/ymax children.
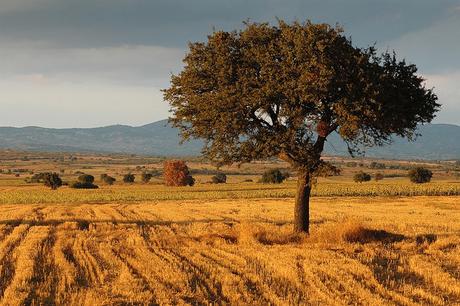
<box><xmin>0</xmin><ymin>0</ymin><xmax>459</xmax><ymax>128</ymax></box>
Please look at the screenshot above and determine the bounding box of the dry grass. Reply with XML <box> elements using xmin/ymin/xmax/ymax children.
<box><xmin>1</xmin><ymin>181</ymin><xmax>460</xmax><ymax>205</ymax></box>
<box><xmin>0</xmin><ymin>197</ymin><xmax>459</xmax><ymax>305</ymax></box>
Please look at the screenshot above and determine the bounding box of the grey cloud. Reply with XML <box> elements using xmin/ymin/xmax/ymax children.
<box><xmin>0</xmin><ymin>0</ymin><xmax>457</xmax><ymax>48</ymax></box>
<box><xmin>0</xmin><ymin>44</ymin><xmax>185</xmax><ymax>86</ymax></box>
<box><xmin>384</xmin><ymin>11</ymin><xmax>460</xmax><ymax>73</ymax></box>
<box><xmin>0</xmin><ymin>0</ymin><xmax>458</xmax><ymax>127</ymax></box>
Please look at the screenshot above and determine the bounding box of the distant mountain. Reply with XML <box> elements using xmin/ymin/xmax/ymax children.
<box><xmin>0</xmin><ymin>120</ymin><xmax>202</xmax><ymax>156</ymax></box>
<box><xmin>325</xmin><ymin>124</ymin><xmax>460</xmax><ymax>160</ymax></box>
<box><xmin>0</xmin><ymin>120</ymin><xmax>459</xmax><ymax>159</ymax></box>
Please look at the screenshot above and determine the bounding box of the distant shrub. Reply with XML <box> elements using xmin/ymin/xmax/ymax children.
<box><xmin>184</xmin><ymin>175</ymin><xmax>196</xmax><ymax>187</ymax></box>
<box><xmin>211</xmin><ymin>172</ymin><xmax>227</xmax><ymax>184</ymax></box>
<box><xmin>42</xmin><ymin>172</ymin><xmax>63</xmax><ymax>190</ymax></box>
<box><xmin>408</xmin><ymin>167</ymin><xmax>433</xmax><ymax>184</ymax></box>
<box><xmin>353</xmin><ymin>171</ymin><xmax>371</xmax><ymax>183</ymax></box>
<box><xmin>27</xmin><ymin>172</ymin><xmax>47</xmax><ymax>183</ymax></box>
<box><xmin>78</xmin><ymin>174</ymin><xmax>95</xmax><ymax>184</ymax></box>
<box><xmin>102</xmin><ymin>175</ymin><xmax>116</xmax><ymax>185</ymax></box>
<box><xmin>346</xmin><ymin>162</ymin><xmax>358</xmax><ymax>167</ymax></box>
<box><xmin>369</xmin><ymin>162</ymin><xmax>386</xmax><ymax>169</ymax></box>
<box><xmin>141</xmin><ymin>172</ymin><xmax>153</xmax><ymax>183</ymax></box>
<box><xmin>123</xmin><ymin>174</ymin><xmax>135</xmax><ymax>184</ymax></box>
<box><xmin>163</xmin><ymin>160</ymin><xmax>195</xmax><ymax>186</ymax></box>
<box><xmin>70</xmin><ymin>182</ymin><xmax>99</xmax><ymax>189</ymax></box>
<box><xmin>68</xmin><ymin>174</ymin><xmax>99</xmax><ymax>188</ymax></box>
<box><xmin>374</xmin><ymin>172</ymin><xmax>384</xmax><ymax>181</ymax></box>
<box><xmin>260</xmin><ymin>169</ymin><xmax>287</xmax><ymax>184</ymax></box>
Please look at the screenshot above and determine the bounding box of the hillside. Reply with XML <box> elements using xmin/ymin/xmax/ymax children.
<box><xmin>0</xmin><ymin>120</ymin><xmax>459</xmax><ymax>159</ymax></box>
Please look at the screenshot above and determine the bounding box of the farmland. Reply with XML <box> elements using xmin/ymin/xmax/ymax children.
<box><xmin>0</xmin><ymin>151</ymin><xmax>460</xmax><ymax>305</ymax></box>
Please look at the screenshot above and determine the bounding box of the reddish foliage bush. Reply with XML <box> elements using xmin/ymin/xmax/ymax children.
<box><xmin>163</xmin><ymin>160</ymin><xmax>195</xmax><ymax>186</ymax></box>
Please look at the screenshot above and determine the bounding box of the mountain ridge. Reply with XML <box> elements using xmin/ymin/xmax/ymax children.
<box><xmin>0</xmin><ymin>120</ymin><xmax>459</xmax><ymax>159</ymax></box>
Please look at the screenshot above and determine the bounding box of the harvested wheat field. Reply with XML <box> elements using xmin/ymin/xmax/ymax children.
<box><xmin>0</xmin><ymin>196</ymin><xmax>459</xmax><ymax>305</ymax></box>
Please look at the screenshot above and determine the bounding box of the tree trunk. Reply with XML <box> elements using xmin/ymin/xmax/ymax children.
<box><xmin>294</xmin><ymin>171</ymin><xmax>311</xmax><ymax>233</ymax></box>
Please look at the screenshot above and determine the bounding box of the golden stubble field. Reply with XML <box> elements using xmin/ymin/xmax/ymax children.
<box><xmin>0</xmin><ymin>196</ymin><xmax>459</xmax><ymax>305</ymax></box>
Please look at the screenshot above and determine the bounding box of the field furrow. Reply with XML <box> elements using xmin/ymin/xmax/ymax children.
<box><xmin>0</xmin><ymin>196</ymin><xmax>457</xmax><ymax>304</ymax></box>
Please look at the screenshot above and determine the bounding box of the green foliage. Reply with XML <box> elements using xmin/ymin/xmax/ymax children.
<box><xmin>78</xmin><ymin>174</ymin><xmax>95</xmax><ymax>184</ymax></box>
<box><xmin>70</xmin><ymin>182</ymin><xmax>99</xmax><ymax>189</ymax></box>
<box><xmin>27</xmin><ymin>172</ymin><xmax>47</xmax><ymax>183</ymax></box>
<box><xmin>354</xmin><ymin>171</ymin><xmax>371</xmax><ymax>183</ymax></box>
<box><xmin>123</xmin><ymin>174</ymin><xmax>135</xmax><ymax>184</ymax></box>
<box><xmin>164</xmin><ymin>20</ymin><xmax>439</xmax><ymax>173</ymax></box>
<box><xmin>211</xmin><ymin>173</ymin><xmax>227</xmax><ymax>184</ymax></box>
<box><xmin>369</xmin><ymin>162</ymin><xmax>386</xmax><ymax>169</ymax></box>
<box><xmin>184</xmin><ymin>175</ymin><xmax>195</xmax><ymax>187</ymax></box>
<box><xmin>408</xmin><ymin>167</ymin><xmax>433</xmax><ymax>184</ymax></box>
<box><xmin>141</xmin><ymin>172</ymin><xmax>153</xmax><ymax>183</ymax></box>
<box><xmin>102</xmin><ymin>175</ymin><xmax>116</xmax><ymax>185</ymax></box>
<box><xmin>260</xmin><ymin>169</ymin><xmax>288</xmax><ymax>184</ymax></box>
<box><xmin>68</xmin><ymin>174</ymin><xmax>99</xmax><ymax>188</ymax></box>
<box><xmin>42</xmin><ymin>172</ymin><xmax>63</xmax><ymax>190</ymax></box>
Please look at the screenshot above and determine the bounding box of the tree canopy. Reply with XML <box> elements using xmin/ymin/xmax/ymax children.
<box><xmin>164</xmin><ymin>20</ymin><xmax>439</xmax><ymax>232</ymax></box>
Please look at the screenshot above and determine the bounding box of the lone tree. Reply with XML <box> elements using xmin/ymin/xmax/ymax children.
<box><xmin>42</xmin><ymin>172</ymin><xmax>63</xmax><ymax>190</ymax></box>
<box><xmin>408</xmin><ymin>167</ymin><xmax>433</xmax><ymax>184</ymax></box>
<box><xmin>353</xmin><ymin>171</ymin><xmax>371</xmax><ymax>183</ymax></box>
<box><xmin>164</xmin><ymin>21</ymin><xmax>439</xmax><ymax>233</ymax></box>
<box><xmin>163</xmin><ymin>160</ymin><xmax>195</xmax><ymax>186</ymax></box>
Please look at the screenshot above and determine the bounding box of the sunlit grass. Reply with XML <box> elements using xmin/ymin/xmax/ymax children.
<box><xmin>0</xmin><ymin>180</ymin><xmax>459</xmax><ymax>204</ymax></box>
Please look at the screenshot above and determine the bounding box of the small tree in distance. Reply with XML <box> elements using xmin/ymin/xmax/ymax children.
<box><xmin>211</xmin><ymin>172</ymin><xmax>227</xmax><ymax>184</ymax></box>
<box><xmin>353</xmin><ymin>171</ymin><xmax>371</xmax><ymax>183</ymax></box>
<box><xmin>164</xmin><ymin>20</ymin><xmax>439</xmax><ymax>233</ymax></box>
<box><xmin>260</xmin><ymin>169</ymin><xmax>288</xmax><ymax>184</ymax></box>
<box><xmin>101</xmin><ymin>174</ymin><xmax>116</xmax><ymax>185</ymax></box>
<box><xmin>408</xmin><ymin>167</ymin><xmax>433</xmax><ymax>184</ymax></box>
<box><xmin>43</xmin><ymin>172</ymin><xmax>63</xmax><ymax>190</ymax></box>
<box><xmin>123</xmin><ymin>174</ymin><xmax>135</xmax><ymax>184</ymax></box>
<box><xmin>141</xmin><ymin>172</ymin><xmax>153</xmax><ymax>183</ymax></box>
<box><xmin>164</xmin><ymin>160</ymin><xmax>195</xmax><ymax>186</ymax></box>
<box><xmin>374</xmin><ymin>173</ymin><xmax>384</xmax><ymax>181</ymax></box>
<box><xmin>70</xmin><ymin>174</ymin><xmax>99</xmax><ymax>189</ymax></box>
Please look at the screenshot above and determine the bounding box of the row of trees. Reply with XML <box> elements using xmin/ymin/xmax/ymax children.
<box><xmin>36</xmin><ymin>163</ymin><xmax>435</xmax><ymax>190</ymax></box>
<box><xmin>354</xmin><ymin>167</ymin><xmax>433</xmax><ymax>183</ymax></box>
<box><xmin>37</xmin><ymin>160</ymin><xmax>197</xmax><ymax>190</ymax></box>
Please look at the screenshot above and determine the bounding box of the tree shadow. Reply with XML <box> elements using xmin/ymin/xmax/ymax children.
<box><xmin>344</xmin><ymin>228</ymin><xmax>406</xmax><ymax>244</ymax></box>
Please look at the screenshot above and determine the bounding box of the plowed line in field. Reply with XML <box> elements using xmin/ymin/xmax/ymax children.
<box><xmin>409</xmin><ymin>255</ymin><xmax>460</xmax><ymax>303</ymax></box>
<box><xmin>331</xmin><ymin>249</ymin><xmax>416</xmax><ymax>305</ymax></box>
<box><xmin>112</xmin><ymin>250</ymin><xmax>160</xmax><ymax>303</ymax></box>
<box><xmin>0</xmin><ymin>225</ymin><xmax>30</xmax><ymax>300</ymax></box>
<box><xmin>241</xmin><ymin>253</ymin><xmax>312</xmax><ymax>305</ymax></box>
<box><xmin>72</xmin><ymin>234</ymin><xmax>105</xmax><ymax>287</ymax></box>
<box><xmin>1</xmin><ymin>226</ymin><xmax>51</xmax><ymax>304</ymax></box>
<box><xmin>24</xmin><ymin>226</ymin><xmax>58</xmax><ymax>304</ymax></box>
<box><xmin>214</xmin><ymin>245</ymin><xmax>310</xmax><ymax>304</ymax></box>
<box><xmin>198</xmin><ymin>249</ymin><xmax>273</xmax><ymax>304</ymax></box>
<box><xmin>171</xmin><ymin>249</ymin><xmax>230</xmax><ymax>305</ymax></box>
<box><xmin>138</xmin><ymin>226</ymin><xmax>212</xmax><ymax>303</ymax></box>
<box><xmin>294</xmin><ymin>256</ymin><xmax>341</xmax><ymax>305</ymax></box>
